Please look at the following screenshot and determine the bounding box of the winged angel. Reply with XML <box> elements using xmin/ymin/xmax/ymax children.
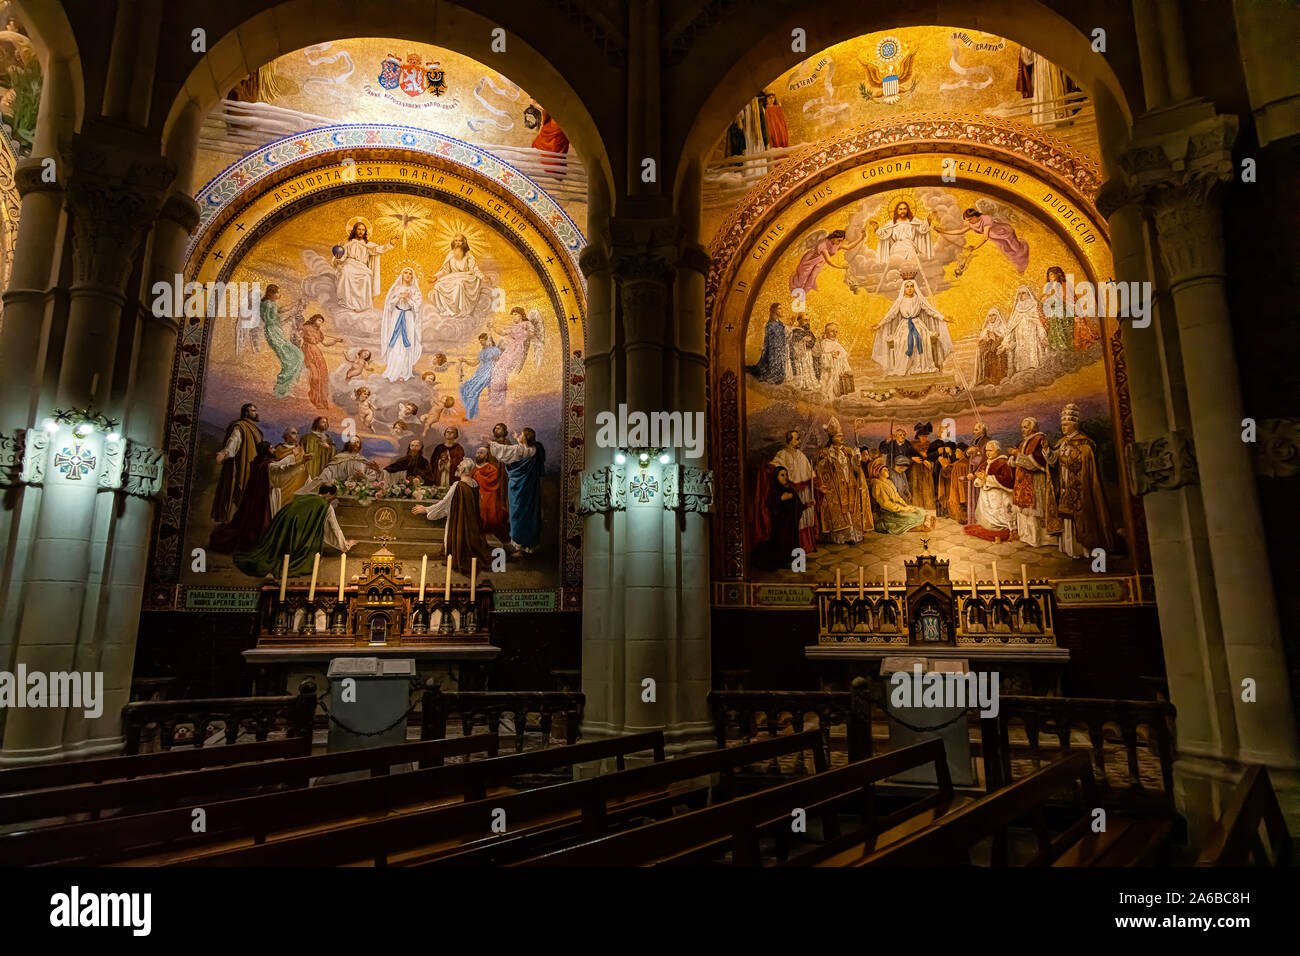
<box><xmin>488</xmin><ymin>307</ymin><xmax>545</xmax><ymax>406</ymax></box>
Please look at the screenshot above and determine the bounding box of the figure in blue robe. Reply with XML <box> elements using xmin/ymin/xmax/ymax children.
<box><xmin>459</xmin><ymin>335</ymin><xmax>502</xmax><ymax>420</ymax></box>
<box><xmin>490</xmin><ymin>431</ymin><xmax>546</xmax><ymax>552</ymax></box>
<box><xmin>746</xmin><ymin>307</ymin><xmax>789</xmax><ymax>384</ymax></box>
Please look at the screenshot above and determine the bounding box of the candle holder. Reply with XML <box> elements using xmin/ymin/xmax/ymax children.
<box><xmin>299</xmin><ymin>600</ymin><xmax>317</xmax><ymax>635</ymax></box>
<box><xmin>270</xmin><ymin>601</ymin><xmax>291</xmax><ymax>634</ymax></box>
<box><xmin>436</xmin><ymin>599</ymin><xmax>456</xmax><ymax>635</ymax></box>
<box><xmin>328</xmin><ymin>599</ymin><xmax>349</xmax><ymax>635</ymax></box>
<box><xmin>410</xmin><ymin>601</ymin><xmax>430</xmax><ymax>634</ymax></box>
<box><xmin>457</xmin><ymin>598</ymin><xmax>477</xmax><ymax>634</ymax></box>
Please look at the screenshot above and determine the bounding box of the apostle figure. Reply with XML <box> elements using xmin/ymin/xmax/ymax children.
<box><xmin>746</xmin><ymin>303</ymin><xmax>789</xmax><ymax>385</ymax></box>
<box><xmin>384</xmin><ymin>439</ymin><xmax>435</xmax><ymax>486</ymax></box>
<box><xmin>412</xmin><ymin>459</ymin><xmax>492</xmax><ymax>573</ymax></box>
<box><xmin>1042</xmin><ymin>266</ymin><xmax>1075</xmax><ymax>352</ymax></box>
<box><xmin>459</xmin><ymin>332</ymin><xmax>502</xmax><ymax>420</ymax></box>
<box><xmin>974</xmin><ymin>307</ymin><xmax>1010</xmax><ymax>386</ymax></box>
<box><xmin>234</xmin><ymin>485</ymin><xmax>354</xmax><ymax>578</ymax></box>
<box><xmin>968</xmin><ymin>440</ymin><xmax>1017</xmax><ymax>539</ymax></box>
<box><xmin>269</xmin><ymin>427</ymin><xmax>309</xmax><ymax>515</ymax></box>
<box><xmin>868</xmin><ymin>457</ymin><xmax>928</xmax><ymax>535</ymax></box>
<box><xmin>209</xmin><ymin>441</ymin><xmax>275</xmax><ymax>553</ymax></box>
<box><xmin>870</xmin><ymin>277</ymin><xmax>953</xmax><ymax>376</ymax></box>
<box><xmin>429</xmin><ymin>427</ymin><xmax>465</xmax><ymax>487</ymax></box>
<box><xmin>749</xmin><ymin>466</ymin><xmax>803</xmax><ymax>571</ymax></box>
<box><xmin>212</xmin><ymin>402</ymin><xmax>263</xmax><ymax>523</ymax></box>
<box><xmin>813</xmin><ymin>417</ymin><xmax>870</xmax><ymax>544</ymax></box>
<box><xmin>304</xmin><ymin>439</ymin><xmax>383</xmax><ymax>493</ymax></box>
<box><xmin>948</xmin><ymin>443</ymin><xmax>971</xmax><ymax>524</ymax></box>
<box><xmin>908</xmin><ymin>422</ymin><xmax>937</xmax><ymax>511</ymax></box>
<box><xmin>872</xmin><ymin>201</ymin><xmax>932</xmax><ymax>268</ymax></box>
<box><xmin>965</xmin><ymin>423</ymin><xmax>990</xmax><ymax>524</ymax></box>
<box><xmin>788</xmin><ymin>315</ymin><xmax>818</xmax><ymax>389</ymax></box>
<box><xmin>471</xmin><ymin>445</ymin><xmax>511</xmax><ymax>543</ymax></box>
<box><xmin>933</xmin><ymin>442</ymin><xmax>954</xmax><ymax>519</ymax></box>
<box><xmin>814</xmin><ymin>323</ymin><xmax>853</xmax><ymax>402</ymax></box>
<box><xmin>1048</xmin><ymin>402</ymin><xmax>1115</xmax><ymax>558</ymax></box>
<box><xmin>333</xmin><ymin>219</ymin><xmax>393</xmax><ymax>313</ymax></box>
<box><xmin>301</xmin><ymin>417</ymin><xmax>336</xmax><ymax>480</ymax></box>
<box><xmin>490</xmin><ymin>428</ymin><xmax>545</xmax><ymax>554</ymax></box>
<box><xmin>429</xmin><ymin>234</ymin><xmax>487</xmax><ymax>320</ymax></box>
<box><xmin>1011</xmin><ymin>416</ymin><xmax>1059</xmax><ymax>547</ymax></box>
<box><xmin>1001</xmin><ymin>286</ymin><xmax>1049</xmax><ymax>375</ymax></box>
<box><xmin>379</xmin><ymin>266</ymin><xmax>424</xmax><ymax>382</ymax></box>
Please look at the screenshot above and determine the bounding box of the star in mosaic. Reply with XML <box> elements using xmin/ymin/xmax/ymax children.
<box><xmin>54</xmin><ymin>443</ymin><xmax>97</xmax><ymax>481</ymax></box>
<box><xmin>629</xmin><ymin>473</ymin><xmax>659</xmax><ymax>503</ymax></box>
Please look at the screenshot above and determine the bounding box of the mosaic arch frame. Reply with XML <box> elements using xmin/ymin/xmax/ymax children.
<box><xmin>146</xmin><ymin>127</ymin><xmax>589</xmax><ymax>611</ymax></box>
<box><xmin>705</xmin><ymin>113</ymin><xmax>1149</xmax><ymax>602</ymax></box>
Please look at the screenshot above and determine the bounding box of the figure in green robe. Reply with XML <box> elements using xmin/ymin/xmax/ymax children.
<box><xmin>261</xmin><ymin>284</ymin><xmax>303</xmax><ymax>398</ymax></box>
<box><xmin>301</xmin><ymin>417</ymin><xmax>336</xmax><ymax>479</ymax></box>
<box><xmin>234</xmin><ymin>485</ymin><xmax>352</xmax><ymax>577</ymax></box>
<box><xmin>868</xmin><ymin>458</ymin><xmax>928</xmax><ymax>535</ymax></box>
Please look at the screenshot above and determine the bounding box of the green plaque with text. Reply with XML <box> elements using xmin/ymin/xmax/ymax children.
<box><xmin>494</xmin><ymin>590</ymin><xmax>558</xmax><ymax>612</ymax></box>
<box><xmin>185</xmin><ymin>588</ymin><xmax>260</xmax><ymax>612</ymax></box>
<box><xmin>1055</xmin><ymin>579</ymin><xmax>1128</xmax><ymax>605</ymax></box>
<box><xmin>754</xmin><ymin>585</ymin><xmax>815</xmax><ymax>607</ymax></box>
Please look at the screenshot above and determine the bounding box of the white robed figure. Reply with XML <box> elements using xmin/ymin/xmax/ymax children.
<box><xmin>333</xmin><ymin>219</ymin><xmax>393</xmax><ymax>312</ymax></box>
<box><xmin>429</xmin><ymin>234</ymin><xmax>487</xmax><ymax>319</ymax></box>
<box><xmin>870</xmin><ymin>277</ymin><xmax>953</xmax><ymax>376</ymax></box>
<box><xmin>874</xmin><ymin>202</ymin><xmax>932</xmax><ymax>266</ymax></box>
<box><xmin>1000</xmin><ymin>285</ymin><xmax>1049</xmax><ymax>375</ymax></box>
<box><xmin>380</xmin><ymin>267</ymin><xmax>424</xmax><ymax>383</ymax></box>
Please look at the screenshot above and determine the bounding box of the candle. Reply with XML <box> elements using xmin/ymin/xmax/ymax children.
<box><xmin>835</xmin><ymin>567</ymin><xmax>842</xmax><ymax>601</ymax></box>
<box><xmin>279</xmin><ymin>554</ymin><xmax>289</xmax><ymax>603</ymax></box>
<box><xmin>444</xmin><ymin>555</ymin><xmax>452</xmax><ymax>601</ymax></box>
<box><xmin>882</xmin><ymin>564</ymin><xmax>889</xmax><ymax>599</ymax></box>
<box><xmin>1021</xmin><ymin>563</ymin><xmax>1030</xmax><ymax>599</ymax></box>
<box><xmin>470</xmin><ymin>557</ymin><xmax>478</xmax><ymax>600</ymax></box>
<box><xmin>992</xmin><ymin>561</ymin><xmax>1001</xmax><ymax>600</ymax></box>
<box><xmin>970</xmin><ymin>564</ymin><xmax>978</xmax><ymax>596</ymax></box>
<box><xmin>418</xmin><ymin>554</ymin><xmax>428</xmax><ymax>603</ymax></box>
<box><xmin>857</xmin><ymin>566</ymin><xmax>864</xmax><ymax>600</ymax></box>
<box><xmin>307</xmin><ymin>552</ymin><xmax>320</xmax><ymax>601</ymax></box>
<box><xmin>338</xmin><ymin>554</ymin><xmax>346</xmax><ymax>601</ymax></box>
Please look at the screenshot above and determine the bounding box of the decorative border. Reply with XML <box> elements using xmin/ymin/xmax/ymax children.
<box><xmin>190</xmin><ymin>124</ymin><xmax>585</xmax><ymax>276</ymax></box>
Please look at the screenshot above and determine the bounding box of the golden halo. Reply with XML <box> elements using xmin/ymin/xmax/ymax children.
<box><xmin>880</xmin><ymin>190</ymin><xmax>923</xmax><ymax>221</ymax></box>
<box><xmin>394</xmin><ymin>259</ymin><xmax>425</xmax><ymax>283</ymax></box>
<box><xmin>345</xmin><ymin>216</ymin><xmax>374</xmax><ymax>239</ymax></box>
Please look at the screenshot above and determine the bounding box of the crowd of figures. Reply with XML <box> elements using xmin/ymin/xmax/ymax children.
<box><xmin>206</xmin><ymin>402</ymin><xmax>547</xmax><ymax>579</ymax></box>
<box><xmin>750</xmin><ymin>402</ymin><xmax>1115</xmax><ymax>571</ymax></box>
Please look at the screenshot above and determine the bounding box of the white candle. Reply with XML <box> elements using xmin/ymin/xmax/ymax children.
<box><xmin>307</xmin><ymin>552</ymin><xmax>320</xmax><ymax>601</ymax></box>
<box><xmin>970</xmin><ymin>564</ymin><xmax>978</xmax><ymax>596</ymax></box>
<box><xmin>992</xmin><ymin>561</ymin><xmax>1001</xmax><ymax>600</ymax></box>
<box><xmin>418</xmin><ymin>554</ymin><xmax>428</xmax><ymax>603</ymax></box>
<box><xmin>835</xmin><ymin>567</ymin><xmax>842</xmax><ymax>601</ymax></box>
<box><xmin>470</xmin><ymin>557</ymin><xmax>478</xmax><ymax>600</ymax></box>
<box><xmin>279</xmin><ymin>554</ymin><xmax>289</xmax><ymax>603</ymax></box>
<box><xmin>857</xmin><ymin>566</ymin><xmax>863</xmax><ymax>600</ymax></box>
<box><xmin>444</xmin><ymin>555</ymin><xmax>452</xmax><ymax>601</ymax></box>
<box><xmin>337</xmin><ymin>554</ymin><xmax>346</xmax><ymax>601</ymax></box>
<box><xmin>882</xmin><ymin>564</ymin><xmax>889</xmax><ymax>599</ymax></box>
<box><xmin>1021</xmin><ymin>563</ymin><xmax>1030</xmax><ymax>599</ymax></box>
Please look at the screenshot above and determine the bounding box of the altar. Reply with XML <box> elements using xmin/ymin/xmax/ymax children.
<box><xmin>334</xmin><ymin>495</ymin><xmax>446</xmax><ymax>551</ymax></box>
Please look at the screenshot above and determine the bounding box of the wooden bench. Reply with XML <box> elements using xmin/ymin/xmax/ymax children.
<box><xmin>172</xmin><ymin>731</ymin><xmax>824</xmax><ymax>867</ymax></box>
<box><xmin>4</xmin><ymin>731</ymin><xmax>661</xmax><ymax>866</ymax></box>
<box><xmin>519</xmin><ymin>738</ymin><xmax>957</xmax><ymax>866</ymax></box>
<box><xmin>0</xmin><ymin>733</ymin><xmax>499</xmax><ymax>830</ymax></box>
<box><xmin>0</xmin><ymin>736</ymin><xmax>311</xmax><ymax>796</ymax></box>
<box><xmin>1196</xmin><ymin>765</ymin><xmax>1292</xmax><ymax>866</ymax></box>
<box><xmin>854</xmin><ymin>751</ymin><xmax>1172</xmax><ymax>866</ymax></box>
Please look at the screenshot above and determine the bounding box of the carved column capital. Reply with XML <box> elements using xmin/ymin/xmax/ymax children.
<box><xmin>98</xmin><ymin>438</ymin><xmax>166</xmax><ymax>498</ymax></box>
<box><xmin>661</xmin><ymin>463</ymin><xmax>714</xmax><ymax>513</ymax></box>
<box><xmin>1255</xmin><ymin>418</ymin><xmax>1300</xmax><ymax>478</ymax></box>
<box><xmin>1128</xmin><ymin>429</ymin><xmax>1199</xmax><ymax>495</ymax></box>
<box><xmin>62</xmin><ymin>130</ymin><xmax>176</xmax><ymax>292</ymax></box>
<box><xmin>15</xmin><ymin>156</ymin><xmax>63</xmax><ymax>197</ymax></box>
<box><xmin>578</xmin><ymin>464</ymin><xmax>627</xmax><ymax>514</ymax></box>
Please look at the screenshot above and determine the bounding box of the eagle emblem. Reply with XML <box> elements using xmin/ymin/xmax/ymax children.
<box><xmin>859</xmin><ymin>36</ymin><xmax>917</xmax><ymax>105</ymax></box>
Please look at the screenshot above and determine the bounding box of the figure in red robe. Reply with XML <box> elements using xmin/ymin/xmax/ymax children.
<box><xmin>471</xmin><ymin>445</ymin><xmax>511</xmax><ymax>542</ymax></box>
<box><xmin>209</xmin><ymin>441</ymin><xmax>274</xmax><ymax>553</ymax></box>
<box><xmin>531</xmin><ymin>108</ymin><xmax>570</xmax><ymax>175</ymax></box>
<box><xmin>428</xmin><ymin>427</ymin><xmax>465</xmax><ymax>486</ymax></box>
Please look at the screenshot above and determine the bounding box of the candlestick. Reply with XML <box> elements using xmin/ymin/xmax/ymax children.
<box><xmin>835</xmin><ymin>567</ymin><xmax>842</xmax><ymax>601</ymax></box>
<box><xmin>970</xmin><ymin>564</ymin><xmax>977</xmax><ymax>596</ymax></box>
<box><xmin>1021</xmin><ymin>563</ymin><xmax>1029</xmax><ymax>599</ymax></box>
<box><xmin>279</xmin><ymin>554</ymin><xmax>289</xmax><ymax>603</ymax></box>
<box><xmin>882</xmin><ymin>564</ymin><xmax>889</xmax><ymax>599</ymax></box>
<box><xmin>444</xmin><ymin>555</ymin><xmax>452</xmax><ymax>601</ymax></box>
<box><xmin>307</xmin><ymin>552</ymin><xmax>320</xmax><ymax>601</ymax></box>
<box><xmin>338</xmin><ymin>553</ymin><xmax>346</xmax><ymax>601</ymax></box>
<box><xmin>470</xmin><ymin>557</ymin><xmax>477</xmax><ymax>600</ymax></box>
<box><xmin>857</xmin><ymin>566</ymin><xmax>863</xmax><ymax>600</ymax></box>
<box><xmin>992</xmin><ymin>561</ymin><xmax>1001</xmax><ymax>600</ymax></box>
<box><xmin>418</xmin><ymin>554</ymin><xmax>428</xmax><ymax>603</ymax></box>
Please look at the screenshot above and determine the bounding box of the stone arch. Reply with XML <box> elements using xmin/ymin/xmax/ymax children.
<box><xmin>668</xmin><ymin>1</ymin><xmax>1140</xmax><ymax>213</ymax></box>
<box><xmin>11</xmin><ymin>0</ymin><xmax>83</xmax><ymax>152</ymax></box>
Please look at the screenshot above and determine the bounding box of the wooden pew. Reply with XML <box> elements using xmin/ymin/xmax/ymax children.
<box><xmin>519</xmin><ymin>739</ymin><xmax>956</xmax><ymax>866</ymax></box>
<box><xmin>1196</xmin><ymin>765</ymin><xmax>1292</xmax><ymax>866</ymax></box>
<box><xmin>854</xmin><ymin>751</ymin><xmax>1172</xmax><ymax>866</ymax></box>
<box><xmin>5</xmin><ymin>732</ymin><xmax>664</xmax><ymax>866</ymax></box>
<box><xmin>0</xmin><ymin>736</ymin><xmax>311</xmax><ymax>796</ymax></box>
<box><xmin>0</xmin><ymin>733</ymin><xmax>499</xmax><ymax>829</ymax></box>
<box><xmin>170</xmin><ymin>731</ymin><xmax>824</xmax><ymax>867</ymax></box>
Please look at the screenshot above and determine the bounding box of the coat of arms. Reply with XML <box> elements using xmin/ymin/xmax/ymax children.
<box><xmin>858</xmin><ymin>36</ymin><xmax>917</xmax><ymax>105</ymax></box>
<box><xmin>378</xmin><ymin>53</ymin><xmax>402</xmax><ymax>91</ymax></box>
<box><xmin>426</xmin><ymin>61</ymin><xmax>447</xmax><ymax>97</ymax></box>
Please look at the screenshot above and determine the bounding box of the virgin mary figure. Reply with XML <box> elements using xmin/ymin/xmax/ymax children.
<box><xmin>333</xmin><ymin>218</ymin><xmax>394</xmax><ymax>313</ymax></box>
<box><xmin>380</xmin><ymin>266</ymin><xmax>424</xmax><ymax>383</ymax></box>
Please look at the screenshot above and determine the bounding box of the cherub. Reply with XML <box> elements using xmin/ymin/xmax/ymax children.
<box><xmin>343</xmin><ymin>348</ymin><xmax>374</xmax><ymax>382</ymax></box>
<box><xmin>420</xmin><ymin>395</ymin><xmax>457</xmax><ymax>437</ymax></box>
<box><xmin>353</xmin><ymin>385</ymin><xmax>377</xmax><ymax>430</ymax></box>
<box><xmin>392</xmin><ymin>400</ymin><xmax>419</xmax><ymax>436</ymax></box>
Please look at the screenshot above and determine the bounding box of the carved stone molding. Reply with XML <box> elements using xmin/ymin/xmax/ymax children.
<box><xmin>14</xmin><ymin>156</ymin><xmax>63</xmax><ymax>197</ymax></box>
<box><xmin>1147</xmin><ymin>175</ymin><xmax>1230</xmax><ymax>284</ymax></box>
<box><xmin>1256</xmin><ymin>418</ymin><xmax>1300</xmax><ymax>478</ymax></box>
<box><xmin>662</xmin><ymin>463</ymin><xmax>714</xmax><ymax>513</ymax></box>
<box><xmin>578</xmin><ymin>239</ymin><xmax>611</xmax><ymax>279</ymax></box>
<box><xmin>98</xmin><ymin>438</ymin><xmax>165</xmax><ymax>498</ymax></box>
<box><xmin>0</xmin><ymin>429</ymin><xmax>23</xmax><ymax>486</ymax></box>
<box><xmin>19</xmin><ymin>427</ymin><xmax>48</xmax><ymax>484</ymax></box>
<box><xmin>578</xmin><ymin>464</ymin><xmax>627</xmax><ymax>514</ymax></box>
<box><xmin>1128</xmin><ymin>430</ymin><xmax>1199</xmax><ymax>495</ymax></box>
<box><xmin>160</xmin><ymin>189</ymin><xmax>202</xmax><ymax>233</ymax></box>
<box><xmin>62</xmin><ymin>131</ymin><xmax>176</xmax><ymax>291</ymax></box>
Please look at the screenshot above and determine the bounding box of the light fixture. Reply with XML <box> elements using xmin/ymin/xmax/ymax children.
<box><xmin>74</xmin><ymin>422</ymin><xmax>93</xmax><ymax>437</ymax></box>
<box><xmin>105</xmin><ymin>431</ymin><xmax>121</xmax><ymax>443</ymax></box>
<box><xmin>658</xmin><ymin>453</ymin><xmax>670</xmax><ymax>464</ymax></box>
<box><xmin>614</xmin><ymin>452</ymin><xmax>626</xmax><ymax>465</ymax></box>
<box><xmin>41</xmin><ymin>418</ymin><xmax>57</xmax><ymax>433</ymax></box>
<box><xmin>638</xmin><ymin>452</ymin><xmax>650</xmax><ymax>465</ymax></box>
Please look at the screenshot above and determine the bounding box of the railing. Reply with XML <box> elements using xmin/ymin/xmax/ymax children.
<box><xmin>710</xmin><ymin>682</ymin><xmax>1176</xmax><ymax>812</ymax></box>
<box><xmin>120</xmin><ymin>680</ymin><xmax>318</xmax><ymax>754</ymax></box>
<box><xmin>419</xmin><ymin>682</ymin><xmax>584</xmax><ymax>752</ymax></box>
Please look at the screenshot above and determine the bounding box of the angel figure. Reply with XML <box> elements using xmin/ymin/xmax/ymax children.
<box><xmin>789</xmin><ymin>229</ymin><xmax>865</xmax><ymax>296</ymax></box>
<box><xmin>488</xmin><ymin>306</ymin><xmax>544</xmax><ymax>406</ymax></box>
<box><xmin>353</xmin><ymin>385</ymin><xmax>378</xmax><ymax>430</ymax></box>
<box><xmin>342</xmin><ymin>348</ymin><xmax>374</xmax><ymax>382</ymax></box>
<box><xmin>392</xmin><ymin>400</ymin><xmax>419</xmax><ymax>436</ymax></box>
<box><xmin>936</xmin><ymin>199</ymin><xmax>1031</xmax><ymax>275</ymax></box>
